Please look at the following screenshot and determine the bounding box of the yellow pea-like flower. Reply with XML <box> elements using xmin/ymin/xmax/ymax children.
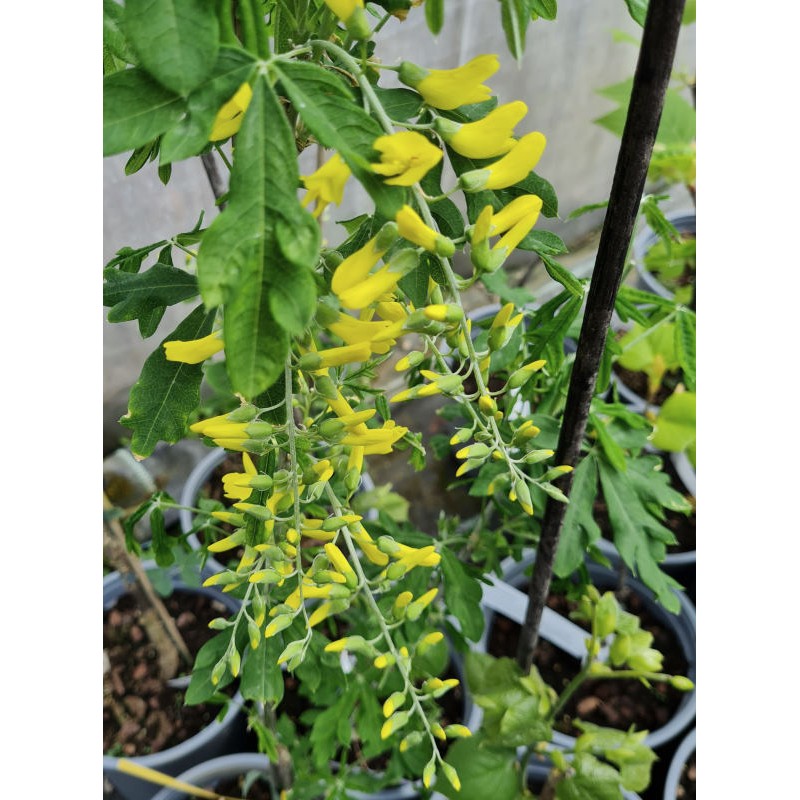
<box><xmin>395</xmin><ymin>205</ymin><xmax>455</xmax><ymax>257</ymax></box>
<box><xmin>435</xmin><ymin>101</ymin><xmax>528</xmax><ymax>158</ymax></box>
<box><xmin>399</xmin><ymin>54</ymin><xmax>500</xmax><ymax>110</ymax></box>
<box><xmin>371</xmin><ymin>131</ymin><xmax>443</xmax><ymax>186</ymax></box>
<box><xmin>210</xmin><ymin>83</ymin><xmax>253</xmax><ymax>141</ymax></box>
<box><xmin>322</xmin><ymin>0</ymin><xmax>370</xmax><ymax>38</ymax></box>
<box><xmin>331</xmin><ymin>223</ymin><xmax>398</xmax><ymax>299</ymax></box>
<box><xmin>163</xmin><ymin>331</ymin><xmax>224</xmax><ymax>364</ymax></box>
<box><xmin>460</xmin><ymin>131</ymin><xmax>547</xmax><ymax>192</ymax></box>
<box><xmin>301</xmin><ymin>153</ymin><xmax>351</xmax><ymax>218</ymax></box>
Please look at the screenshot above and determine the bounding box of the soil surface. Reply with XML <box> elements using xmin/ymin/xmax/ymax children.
<box><xmin>612</xmin><ymin>364</ymin><xmax>682</xmax><ymax>407</ymax></box>
<box><xmin>678</xmin><ymin>750</ymin><xmax>696</xmax><ymax>799</ymax></box>
<box><xmin>103</xmin><ymin>588</ymin><xmax>236</xmax><ymax>757</ymax></box>
<box><xmin>487</xmin><ymin>588</ymin><xmax>688</xmax><ymax>739</ymax></box>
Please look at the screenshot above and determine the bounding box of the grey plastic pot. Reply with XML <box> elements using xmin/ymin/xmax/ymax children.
<box><xmin>103</xmin><ymin>565</ymin><xmax>247</xmax><ymax>800</ymax></box>
<box><xmin>470</xmin><ymin>550</ymin><xmax>696</xmax><ymax>751</ymax></box>
<box><xmin>663</xmin><ymin>727</ymin><xmax>695</xmax><ymax>800</ymax></box>
<box><xmin>632</xmin><ymin>212</ymin><xmax>696</xmax><ymax>301</ymax></box>
<box><xmin>150</xmin><ymin>753</ymin><xmax>272</xmax><ymax>800</ymax></box>
<box><xmin>179</xmin><ymin>448</ymin><xmax>377</xmax><ymax>576</ymax></box>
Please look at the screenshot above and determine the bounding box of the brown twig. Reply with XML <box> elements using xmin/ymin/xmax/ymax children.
<box><xmin>103</xmin><ymin>493</ymin><xmax>193</xmax><ymax>675</ymax></box>
<box><xmin>515</xmin><ymin>0</ymin><xmax>687</xmax><ymax>671</ymax></box>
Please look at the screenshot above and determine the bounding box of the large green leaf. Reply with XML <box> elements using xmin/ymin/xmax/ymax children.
<box><xmin>373</xmin><ymin>86</ymin><xmax>424</xmax><ymax>122</ymax></box>
<box><xmin>103</xmin><ymin>67</ymin><xmax>185</xmax><ymax>156</ymax></box>
<box><xmin>160</xmin><ymin>46</ymin><xmax>256</xmax><ymax>164</ymax></box>
<box><xmin>103</xmin><ymin>0</ymin><xmax>138</xmax><ymax>69</ymax></box>
<box><xmin>124</xmin><ymin>0</ymin><xmax>219</xmax><ymax>95</ymax></box>
<box><xmin>197</xmin><ymin>74</ymin><xmax>319</xmax><ymax>398</ymax></box>
<box><xmin>597</xmin><ymin>460</ymin><xmax>681</xmax><ymax>612</ymax></box>
<box><xmin>440</xmin><ymin>548</ymin><xmax>485</xmax><ymax>641</ymax></box>
<box><xmin>674</xmin><ymin>308</ymin><xmax>696</xmax><ymax>391</ymax></box>
<box><xmin>274</xmin><ymin>61</ymin><xmax>406</xmax><ymax>218</ymax></box>
<box><xmin>120</xmin><ymin>305</ymin><xmax>215</xmax><ymax>458</ymax></box>
<box><xmin>240</xmin><ymin>639</ymin><xmax>285</xmax><ymax>705</ymax></box>
<box><xmin>438</xmin><ymin>735</ymin><xmax>518</xmax><ymax>800</ymax></box>
<box><xmin>554</xmin><ymin>455</ymin><xmax>602</xmax><ymax>576</ymax></box>
<box><xmin>651</xmin><ymin>392</ymin><xmax>696</xmax><ymax>454</ymax></box>
<box><xmin>103</xmin><ymin>263</ymin><xmax>199</xmax><ymax>337</ymax></box>
<box><xmin>554</xmin><ymin>752</ymin><xmax>625</xmax><ymax>800</ymax></box>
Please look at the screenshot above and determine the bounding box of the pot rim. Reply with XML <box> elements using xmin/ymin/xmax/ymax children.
<box><xmin>469</xmin><ymin>550</ymin><xmax>696</xmax><ymax>750</ymax></box>
<box><xmin>662</xmin><ymin>726</ymin><xmax>695</xmax><ymax>800</ymax></box>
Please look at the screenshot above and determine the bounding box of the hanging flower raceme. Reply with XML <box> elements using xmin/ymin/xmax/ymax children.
<box><xmin>434</xmin><ymin>101</ymin><xmax>528</xmax><ymax>159</ymax></box>
<box><xmin>163</xmin><ymin>331</ymin><xmax>224</xmax><ymax>364</ymax></box>
<box><xmin>331</xmin><ymin>222</ymin><xmax>398</xmax><ymax>302</ymax></box>
<box><xmin>322</xmin><ymin>0</ymin><xmax>370</xmax><ymax>39</ymax></box>
<box><xmin>459</xmin><ymin>131</ymin><xmax>547</xmax><ymax>192</ymax></box>
<box><xmin>371</xmin><ymin>131</ymin><xmax>443</xmax><ymax>186</ymax></box>
<box><xmin>209</xmin><ymin>83</ymin><xmax>253</xmax><ymax>141</ymax></box>
<box><xmin>469</xmin><ymin>194</ymin><xmax>543</xmax><ymax>273</ymax></box>
<box><xmin>301</xmin><ymin>153</ymin><xmax>351</xmax><ymax>218</ymax></box>
<box><xmin>398</xmin><ymin>54</ymin><xmax>500</xmax><ymax>110</ymax></box>
<box><xmin>395</xmin><ymin>205</ymin><xmax>455</xmax><ymax>257</ymax></box>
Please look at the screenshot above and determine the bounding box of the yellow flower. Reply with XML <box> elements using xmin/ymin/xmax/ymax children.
<box><xmin>399</xmin><ymin>54</ymin><xmax>500</xmax><ymax>110</ymax></box>
<box><xmin>221</xmin><ymin>452</ymin><xmax>258</xmax><ymax>501</ymax></box>
<box><xmin>395</xmin><ymin>205</ymin><xmax>455</xmax><ymax>256</ymax></box>
<box><xmin>210</xmin><ymin>83</ymin><xmax>253</xmax><ymax>141</ymax></box>
<box><xmin>297</xmin><ymin>342</ymin><xmax>372</xmax><ymax>371</ymax></box>
<box><xmin>434</xmin><ymin>101</ymin><xmax>528</xmax><ymax>159</ymax></box>
<box><xmin>340</xmin><ymin>421</ymin><xmax>409</xmax><ymax>455</ymax></box>
<box><xmin>331</xmin><ymin>223</ymin><xmax>398</xmax><ymax>300</ymax></box>
<box><xmin>163</xmin><ymin>331</ymin><xmax>224</xmax><ymax>364</ymax></box>
<box><xmin>470</xmin><ymin>195</ymin><xmax>543</xmax><ymax>272</ymax></box>
<box><xmin>336</xmin><ymin>250</ymin><xmax>419</xmax><ymax>311</ymax></box>
<box><xmin>322</xmin><ymin>0</ymin><xmax>370</xmax><ymax>38</ymax></box>
<box><xmin>371</xmin><ymin>131</ymin><xmax>442</xmax><ymax>186</ymax></box>
<box><xmin>301</xmin><ymin>153</ymin><xmax>351</xmax><ymax>218</ymax></box>
<box><xmin>326</xmin><ymin>312</ymin><xmax>402</xmax><ymax>356</ymax></box>
<box><xmin>459</xmin><ymin>131</ymin><xmax>547</xmax><ymax>192</ymax></box>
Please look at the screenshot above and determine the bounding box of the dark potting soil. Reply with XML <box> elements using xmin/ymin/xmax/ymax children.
<box><xmin>213</xmin><ymin>773</ymin><xmax>273</xmax><ymax>799</ymax></box>
<box><xmin>487</xmin><ymin>589</ymin><xmax>687</xmax><ymax>739</ymax></box>
<box><xmin>103</xmin><ymin>589</ymin><xmax>236</xmax><ymax>757</ymax></box>
<box><xmin>612</xmin><ymin>364</ymin><xmax>682</xmax><ymax>408</ymax></box>
<box><xmin>678</xmin><ymin>750</ymin><xmax>696</xmax><ymax>799</ymax></box>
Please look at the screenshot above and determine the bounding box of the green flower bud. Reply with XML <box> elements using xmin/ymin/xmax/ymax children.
<box><xmin>670</xmin><ymin>675</ymin><xmax>695</xmax><ymax>692</ymax></box>
<box><xmin>313</xmin><ymin>374</ymin><xmax>339</xmax><ymax>400</ymax></box>
<box><xmin>594</xmin><ymin>592</ymin><xmax>619</xmax><ymax>638</ymax></box>
<box><xmin>226</xmin><ymin>404</ymin><xmax>259</xmax><ymax>422</ymax></box>
<box><xmin>377</xmin><ymin>535</ymin><xmax>401</xmax><ymax>555</ymax></box>
<box><xmin>245</xmin><ymin>421</ymin><xmax>274</xmax><ymax>437</ymax></box>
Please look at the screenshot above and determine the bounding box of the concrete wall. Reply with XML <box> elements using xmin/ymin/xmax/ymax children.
<box><xmin>103</xmin><ymin>0</ymin><xmax>695</xmax><ymax>450</ymax></box>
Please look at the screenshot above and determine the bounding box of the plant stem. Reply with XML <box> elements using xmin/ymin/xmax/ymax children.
<box><xmin>200</xmin><ymin>151</ymin><xmax>228</xmax><ymax>211</ymax></box>
<box><xmin>515</xmin><ymin>0</ymin><xmax>687</xmax><ymax>672</ymax></box>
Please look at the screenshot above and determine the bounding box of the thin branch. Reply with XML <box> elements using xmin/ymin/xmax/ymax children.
<box><xmin>515</xmin><ymin>0</ymin><xmax>687</xmax><ymax>671</ymax></box>
<box><xmin>200</xmin><ymin>151</ymin><xmax>228</xmax><ymax>211</ymax></box>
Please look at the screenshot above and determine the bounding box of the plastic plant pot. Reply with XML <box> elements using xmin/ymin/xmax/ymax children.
<box><xmin>632</xmin><ymin>212</ymin><xmax>696</xmax><ymax>301</ymax></box>
<box><xmin>103</xmin><ymin>565</ymin><xmax>247</xmax><ymax>800</ymax></box>
<box><xmin>663</xmin><ymin>727</ymin><xmax>695</xmax><ymax>800</ymax></box>
<box><xmin>149</xmin><ymin>753</ymin><xmax>273</xmax><ymax>800</ymax></box>
<box><xmin>470</xmin><ymin>550</ymin><xmax>696</xmax><ymax>751</ymax></box>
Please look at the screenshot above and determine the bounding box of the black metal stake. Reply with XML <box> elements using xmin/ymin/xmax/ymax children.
<box><xmin>516</xmin><ymin>0</ymin><xmax>687</xmax><ymax>671</ymax></box>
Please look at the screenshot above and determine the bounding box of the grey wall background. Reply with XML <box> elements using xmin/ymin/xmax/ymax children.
<box><xmin>103</xmin><ymin>0</ymin><xmax>695</xmax><ymax>451</ymax></box>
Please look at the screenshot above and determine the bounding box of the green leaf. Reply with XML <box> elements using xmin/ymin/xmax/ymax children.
<box><xmin>567</xmin><ymin>200</ymin><xmax>608</xmax><ymax>221</ymax></box>
<box><xmin>651</xmin><ymin>392</ymin><xmax>696</xmax><ymax>454</ymax></box>
<box><xmin>674</xmin><ymin>308</ymin><xmax>696</xmax><ymax>391</ymax></box>
<box><xmin>198</xmin><ymin>74</ymin><xmax>318</xmax><ymax>397</ymax></box>
<box><xmin>241</xmin><ymin>639</ymin><xmax>285</xmax><ymax>705</ymax></box>
<box><xmin>529</xmin><ymin>0</ymin><xmax>557</xmax><ymax>20</ymax></box>
<box><xmin>513</xmin><ymin>172</ymin><xmax>559</xmax><ymax>218</ymax></box>
<box><xmin>623</xmin><ymin>0</ymin><xmax>648</xmax><ymax>27</ymax></box>
<box><xmin>480</xmin><ymin>269</ymin><xmax>535</xmax><ymax>307</ymax></box>
<box><xmin>438</xmin><ymin>736</ymin><xmax>518</xmax><ymax>800</ymax></box>
<box><xmin>597</xmin><ymin>460</ymin><xmax>681</xmax><ymax>613</ymax></box>
<box><xmin>554</xmin><ymin>455</ymin><xmax>602</xmax><ymax>577</ymax></box>
<box><xmin>440</xmin><ymin>548</ymin><xmax>485</xmax><ymax>642</ymax></box>
<box><xmin>104</xmin><ymin>0</ymin><xmax>138</xmax><ymax>67</ymax></box>
<box><xmin>626</xmin><ymin>455</ymin><xmax>692</xmax><ymax>514</ymax></box>
<box><xmin>398</xmin><ymin>253</ymin><xmax>433</xmax><ymax>308</ymax></box>
<box><xmin>682</xmin><ymin>0</ymin><xmax>696</xmax><ymax>24</ymax></box>
<box><xmin>120</xmin><ymin>305</ymin><xmax>215</xmax><ymax>458</ymax></box>
<box><xmin>274</xmin><ymin>61</ymin><xmax>406</xmax><ymax>218</ymax></box>
<box><xmin>590</xmin><ymin>413</ymin><xmax>627</xmax><ymax>473</ymax></box>
<box><xmin>149</xmin><ymin>506</ymin><xmax>174</xmax><ymax>567</ymax></box>
<box><xmin>185</xmin><ymin>629</ymin><xmax>237</xmax><ymax>705</ymax></box>
<box><xmin>540</xmin><ymin>254</ymin><xmax>583</xmax><ymax>297</ymax></box>
<box><xmin>124</xmin><ymin>0</ymin><xmax>219</xmax><ymax>95</ymax></box>
<box><xmin>160</xmin><ymin>46</ymin><xmax>257</xmax><ymax>164</ymax></box>
<box><xmin>104</xmin><ymin>263</ymin><xmax>199</xmax><ymax>337</ymax></box>
<box><xmin>519</xmin><ymin>229</ymin><xmax>568</xmax><ymax>256</ymax></box>
<box><xmin>104</xmin><ymin>67</ymin><xmax>185</xmax><ymax>156</ymax></box>
<box><xmin>424</xmin><ymin>0</ymin><xmax>444</xmax><ymax>33</ymax></box>
<box><xmin>554</xmin><ymin>752</ymin><xmax>624</xmax><ymax>800</ymax></box>
<box><xmin>500</xmin><ymin>0</ymin><xmax>529</xmax><ymax>61</ymax></box>
<box><xmin>373</xmin><ymin>87</ymin><xmax>424</xmax><ymax>122</ymax></box>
